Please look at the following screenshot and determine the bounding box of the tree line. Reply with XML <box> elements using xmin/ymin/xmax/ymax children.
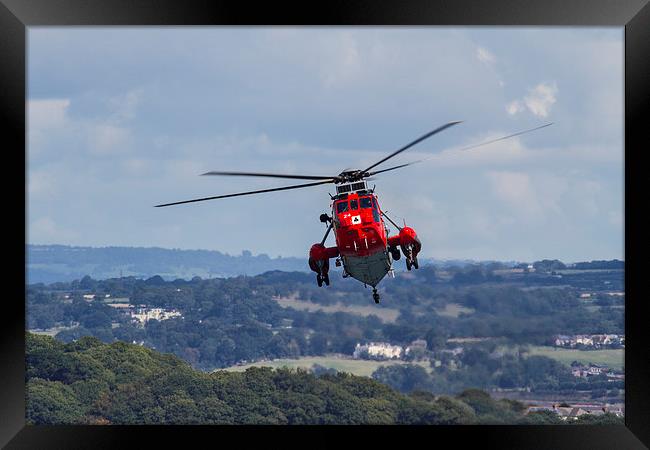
<box><xmin>26</xmin><ymin>333</ymin><xmax>622</xmax><ymax>425</ymax></box>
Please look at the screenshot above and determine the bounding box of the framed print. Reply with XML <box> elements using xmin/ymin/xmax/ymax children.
<box><xmin>2</xmin><ymin>0</ymin><xmax>648</xmax><ymax>447</ymax></box>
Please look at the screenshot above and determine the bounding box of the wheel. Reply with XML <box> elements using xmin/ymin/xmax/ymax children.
<box><xmin>373</xmin><ymin>293</ymin><xmax>380</xmax><ymax>304</ymax></box>
<box><xmin>323</xmin><ymin>273</ymin><xmax>330</xmax><ymax>286</ymax></box>
<box><xmin>317</xmin><ymin>274</ymin><xmax>323</xmax><ymax>287</ymax></box>
<box><xmin>391</xmin><ymin>248</ymin><xmax>401</xmax><ymax>261</ymax></box>
<box><xmin>406</xmin><ymin>260</ymin><xmax>412</xmax><ymax>271</ymax></box>
<box><xmin>413</xmin><ymin>258</ymin><xmax>419</xmax><ymax>269</ymax></box>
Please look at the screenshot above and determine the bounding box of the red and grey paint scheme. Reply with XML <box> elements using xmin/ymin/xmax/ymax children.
<box><xmin>308</xmin><ymin>181</ymin><xmax>421</xmax><ymax>301</ymax></box>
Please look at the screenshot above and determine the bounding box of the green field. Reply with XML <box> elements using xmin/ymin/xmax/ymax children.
<box><xmin>274</xmin><ymin>295</ymin><xmax>400</xmax><ymax>323</ymax></box>
<box><xmin>221</xmin><ymin>355</ymin><xmax>430</xmax><ymax>377</ymax></box>
<box><xmin>527</xmin><ymin>346</ymin><xmax>624</xmax><ymax>370</ymax></box>
<box><xmin>29</xmin><ymin>325</ymin><xmax>76</xmax><ymax>337</ymax></box>
<box><xmin>435</xmin><ymin>303</ymin><xmax>474</xmax><ymax>318</ymax></box>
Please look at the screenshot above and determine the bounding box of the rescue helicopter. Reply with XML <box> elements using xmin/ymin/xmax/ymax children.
<box><xmin>156</xmin><ymin>121</ymin><xmax>551</xmax><ymax>303</ymax></box>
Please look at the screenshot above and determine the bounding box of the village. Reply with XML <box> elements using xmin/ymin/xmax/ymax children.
<box><xmin>349</xmin><ymin>337</ymin><xmax>625</xmax><ymax>421</ymax></box>
<box><xmin>59</xmin><ymin>293</ymin><xmax>183</xmax><ymax>327</ymax></box>
<box><xmin>553</xmin><ymin>333</ymin><xmax>624</xmax><ymax>349</ymax></box>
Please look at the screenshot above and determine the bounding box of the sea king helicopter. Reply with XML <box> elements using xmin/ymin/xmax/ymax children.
<box><xmin>156</xmin><ymin>121</ymin><xmax>551</xmax><ymax>303</ymax></box>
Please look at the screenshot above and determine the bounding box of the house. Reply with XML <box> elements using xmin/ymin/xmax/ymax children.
<box><xmin>131</xmin><ymin>307</ymin><xmax>182</xmax><ymax>326</ymax></box>
<box><xmin>353</xmin><ymin>342</ymin><xmax>403</xmax><ymax>360</ymax></box>
<box><xmin>553</xmin><ymin>405</ymin><xmax>589</xmax><ymax>421</ymax></box>
<box><xmin>575</xmin><ymin>335</ymin><xmax>593</xmax><ymax>346</ymax></box>
<box><xmin>587</xmin><ymin>364</ymin><xmax>608</xmax><ymax>376</ymax></box>
<box><xmin>107</xmin><ymin>303</ymin><xmax>134</xmax><ymax>309</ymax></box>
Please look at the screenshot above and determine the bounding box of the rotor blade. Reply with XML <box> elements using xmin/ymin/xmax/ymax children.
<box><xmin>455</xmin><ymin>122</ymin><xmax>553</xmax><ymax>153</ymax></box>
<box><xmin>155</xmin><ymin>179</ymin><xmax>335</xmax><ymax>207</ymax></box>
<box><xmin>369</xmin><ymin>122</ymin><xmax>554</xmax><ymax>175</ymax></box>
<box><xmin>367</xmin><ymin>162</ymin><xmax>415</xmax><ymax>176</ymax></box>
<box><xmin>202</xmin><ymin>171</ymin><xmax>335</xmax><ymax>181</ymax></box>
<box><xmin>361</xmin><ymin>121</ymin><xmax>462</xmax><ymax>174</ymax></box>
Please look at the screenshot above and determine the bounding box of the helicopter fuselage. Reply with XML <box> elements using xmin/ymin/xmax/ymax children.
<box><xmin>332</xmin><ymin>191</ymin><xmax>391</xmax><ymax>287</ymax></box>
<box><xmin>308</xmin><ymin>183</ymin><xmax>422</xmax><ymax>300</ymax></box>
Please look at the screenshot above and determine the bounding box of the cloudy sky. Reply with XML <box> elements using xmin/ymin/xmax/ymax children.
<box><xmin>27</xmin><ymin>27</ymin><xmax>623</xmax><ymax>262</ymax></box>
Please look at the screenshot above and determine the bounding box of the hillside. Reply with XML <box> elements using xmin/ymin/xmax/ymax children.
<box><xmin>27</xmin><ymin>245</ymin><xmax>309</xmax><ymax>283</ymax></box>
<box><xmin>26</xmin><ymin>333</ymin><xmax>623</xmax><ymax>425</ymax></box>
<box><xmin>24</xmin><ymin>333</ymin><xmax>493</xmax><ymax>425</ymax></box>
<box><xmin>26</xmin><ymin>244</ymin><xmax>477</xmax><ymax>284</ymax></box>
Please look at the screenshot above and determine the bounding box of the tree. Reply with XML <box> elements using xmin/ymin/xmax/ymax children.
<box><xmin>522</xmin><ymin>410</ymin><xmax>564</xmax><ymax>425</ymax></box>
<box><xmin>26</xmin><ymin>379</ymin><xmax>85</xmax><ymax>424</ymax></box>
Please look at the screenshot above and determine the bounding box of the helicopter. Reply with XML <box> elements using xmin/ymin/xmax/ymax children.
<box><xmin>156</xmin><ymin>121</ymin><xmax>552</xmax><ymax>303</ymax></box>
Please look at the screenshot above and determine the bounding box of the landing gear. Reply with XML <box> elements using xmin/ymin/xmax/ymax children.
<box><xmin>372</xmin><ymin>288</ymin><xmax>380</xmax><ymax>304</ymax></box>
<box><xmin>316</xmin><ymin>273</ymin><xmax>330</xmax><ymax>287</ymax></box>
<box><xmin>390</xmin><ymin>246</ymin><xmax>401</xmax><ymax>261</ymax></box>
<box><xmin>404</xmin><ymin>246</ymin><xmax>419</xmax><ymax>271</ymax></box>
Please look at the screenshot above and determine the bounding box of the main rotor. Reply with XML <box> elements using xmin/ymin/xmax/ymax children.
<box><xmin>155</xmin><ymin>121</ymin><xmax>552</xmax><ymax>208</ymax></box>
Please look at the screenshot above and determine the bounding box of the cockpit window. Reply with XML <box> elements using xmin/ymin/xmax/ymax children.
<box><xmin>336</xmin><ymin>201</ymin><xmax>349</xmax><ymax>214</ymax></box>
<box><xmin>360</xmin><ymin>197</ymin><xmax>373</xmax><ymax>209</ymax></box>
<box><xmin>350</xmin><ymin>199</ymin><xmax>359</xmax><ymax>210</ymax></box>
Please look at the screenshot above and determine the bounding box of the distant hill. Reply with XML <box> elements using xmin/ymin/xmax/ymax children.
<box><xmin>26</xmin><ymin>245</ymin><xmax>310</xmax><ymax>284</ymax></box>
<box><xmin>25</xmin><ymin>244</ymin><xmax>476</xmax><ymax>284</ymax></box>
<box><xmin>27</xmin><ymin>244</ymin><xmax>620</xmax><ymax>284</ymax></box>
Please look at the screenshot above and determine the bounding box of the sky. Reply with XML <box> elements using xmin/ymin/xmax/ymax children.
<box><xmin>27</xmin><ymin>27</ymin><xmax>624</xmax><ymax>262</ymax></box>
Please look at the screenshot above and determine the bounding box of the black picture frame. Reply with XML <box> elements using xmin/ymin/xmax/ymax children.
<box><xmin>2</xmin><ymin>0</ymin><xmax>648</xmax><ymax>447</ymax></box>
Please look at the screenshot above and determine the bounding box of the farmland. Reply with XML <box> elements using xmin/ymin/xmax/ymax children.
<box><xmin>222</xmin><ymin>355</ymin><xmax>431</xmax><ymax>377</ymax></box>
<box><xmin>527</xmin><ymin>346</ymin><xmax>624</xmax><ymax>370</ymax></box>
<box><xmin>273</xmin><ymin>294</ymin><xmax>400</xmax><ymax>323</ymax></box>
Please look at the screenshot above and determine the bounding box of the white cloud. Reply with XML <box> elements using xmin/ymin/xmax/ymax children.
<box><xmin>506</xmin><ymin>100</ymin><xmax>524</xmax><ymax>115</ymax></box>
<box><xmin>476</xmin><ymin>47</ymin><xmax>496</xmax><ymax>65</ymax></box>
<box><xmin>507</xmin><ymin>82</ymin><xmax>558</xmax><ymax>118</ymax></box>
<box><xmin>524</xmin><ymin>82</ymin><xmax>558</xmax><ymax>117</ymax></box>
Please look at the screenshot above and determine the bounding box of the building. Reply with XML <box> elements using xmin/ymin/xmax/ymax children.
<box><xmin>575</xmin><ymin>335</ymin><xmax>594</xmax><ymax>346</ymax></box>
<box><xmin>131</xmin><ymin>307</ymin><xmax>182</xmax><ymax>326</ymax></box>
<box><xmin>587</xmin><ymin>364</ymin><xmax>608</xmax><ymax>376</ymax></box>
<box><xmin>353</xmin><ymin>342</ymin><xmax>403</xmax><ymax>360</ymax></box>
<box><xmin>571</xmin><ymin>363</ymin><xmax>613</xmax><ymax>378</ymax></box>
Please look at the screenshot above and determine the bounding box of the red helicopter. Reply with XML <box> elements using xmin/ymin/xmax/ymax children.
<box><xmin>156</xmin><ymin>121</ymin><xmax>551</xmax><ymax>303</ymax></box>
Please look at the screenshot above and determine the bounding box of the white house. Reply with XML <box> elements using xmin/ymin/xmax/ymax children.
<box><xmin>353</xmin><ymin>342</ymin><xmax>403</xmax><ymax>359</ymax></box>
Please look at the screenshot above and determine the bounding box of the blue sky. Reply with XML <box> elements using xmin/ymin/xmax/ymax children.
<box><xmin>27</xmin><ymin>27</ymin><xmax>623</xmax><ymax>262</ymax></box>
